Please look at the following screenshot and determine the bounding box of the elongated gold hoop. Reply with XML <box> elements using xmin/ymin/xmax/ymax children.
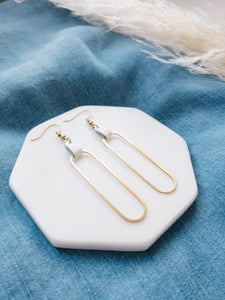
<box><xmin>70</xmin><ymin>150</ymin><xmax>147</xmax><ymax>223</ymax></box>
<box><xmin>103</xmin><ymin>132</ymin><xmax>177</xmax><ymax>194</ymax></box>
<box><xmin>31</xmin><ymin>121</ymin><xmax>147</xmax><ymax>223</ymax></box>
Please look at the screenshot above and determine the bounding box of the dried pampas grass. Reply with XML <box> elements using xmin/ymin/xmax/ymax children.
<box><xmin>18</xmin><ymin>0</ymin><xmax>225</xmax><ymax>80</ymax></box>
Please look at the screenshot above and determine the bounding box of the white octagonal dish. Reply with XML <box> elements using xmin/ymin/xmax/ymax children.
<box><xmin>9</xmin><ymin>106</ymin><xmax>197</xmax><ymax>251</ymax></box>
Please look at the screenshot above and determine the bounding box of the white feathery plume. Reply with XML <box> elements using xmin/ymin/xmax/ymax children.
<box><xmin>18</xmin><ymin>0</ymin><xmax>225</xmax><ymax>80</ymax></box>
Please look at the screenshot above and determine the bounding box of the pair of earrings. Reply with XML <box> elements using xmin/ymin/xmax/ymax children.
<box><xmin>32</xmin><ymin>110</ymin><xmax>177</xmax><ymax>223</ymax></box>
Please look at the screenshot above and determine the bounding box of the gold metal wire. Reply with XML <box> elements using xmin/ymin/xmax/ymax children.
<box><xmin>31</xmin><ymin>124</ymin><xmax>72</xmax><ymax>143</ymax></box>
<box><xmin>70</xmin><ymin>150</ymin><xmax>147</xmax><ymax>223</ymax></box>
<box><xmin>63</xmin><ymin>109</ymin><xmax>92</xmax><ymax>122</ymax></box>
<box><xmin>62</xmin><ymin>109</ymin><xmax>177</xmax><ymax>194</ymax></box>
<box><xmin>31</xmin><ymin>124</ymin><xmax>62</xmax><ymax>141</ymax></box>
<box><xmin>31</xmin><ymin>119</ymin><xmax>147</xmax><ymax>223</ymax></box>
<box><xmin>63</xmin><ymin>109</ymin><xmax>98</xmax><ymax>129</ymax></box>
<box><xmin>103</xmin><ymin>132</ymin><xmax>177</xmax><ymax>194</ymax></box>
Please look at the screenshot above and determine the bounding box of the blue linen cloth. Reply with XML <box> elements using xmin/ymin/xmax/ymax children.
<box><xmin>0</xmin><ymin>0</ymin><xmax>224</xmax><ymax>299</ymax></box>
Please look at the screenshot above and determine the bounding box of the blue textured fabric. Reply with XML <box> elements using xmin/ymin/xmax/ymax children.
<box><xmin>0</xmin><ymin>0</ymin><xmax>225</xmax><ymax>299</ymax></box>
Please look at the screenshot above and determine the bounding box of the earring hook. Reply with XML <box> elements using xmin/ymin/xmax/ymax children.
<box><xmin>31</xmin><ymin>110</ymin><xmax>94</xmax><ymax>143</ymax></box>
<box><xmin>63</xmin><ymin>109</ymin><xmax>99</xmax><ymax>129</ymax></box>
<box><xmin>31</xmin><ymin>124</ymin><xmax>62</xmax><ymax>142</ymax></box>
<box><xmin>63</xmin><ymin>110</ymin><xmax>93</xmax><ymax>123</ymax></box>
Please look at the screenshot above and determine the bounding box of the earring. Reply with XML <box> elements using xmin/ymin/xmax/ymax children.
<box><xmin>31</xmin><ymin>123</ymin><xmax>147</xmax><ymax>223</ymax></box>
<box><xmin>64</xmin><ymin>110</ymin><xmax>177</xmax><ymax>194</ymax></box>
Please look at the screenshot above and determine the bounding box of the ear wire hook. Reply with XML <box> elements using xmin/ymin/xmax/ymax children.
<box><xmin>31</xmin><ymin>119</ymin><xmax>147</xmax><ymax>223</ymax></box>
<box><xmin>31</xmin><ymin>123</ymin><xmax>72</xmax><ymax>143</ymax></box>
<box><xmin>31</xmin><ymin>124</ymin><xmax>61</xmax><ymax>141</ymax></box>
<box><xmin>63</xmin><ymin>110</ymin><xmax>99</xmax><ymax>129</ymax></box>
<box><xmin>63</xmin><ymin>110</ymin><xmax>177</xmax><ymax>194</ymax></box>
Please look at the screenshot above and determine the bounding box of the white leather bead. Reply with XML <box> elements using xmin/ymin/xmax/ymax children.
<box><xmin>94</xmin><ymin>126</ymin><xmax>112</xmax><ymax>140</ymax></box>
<box><xmin>65</xmin><ymin>142</ymin><xmax>82</xmax><ymax>158</ymax></box>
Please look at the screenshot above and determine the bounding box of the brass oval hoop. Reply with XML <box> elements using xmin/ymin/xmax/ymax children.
<box><xmin>70</xmin><ymin>150</ymin><xmax>147</xmax><ymax>223</ymax></box>
<box><xmin>103</xmin><ymin>132</ymin><xmax>177</xmax><ymax>194</ymax></box>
